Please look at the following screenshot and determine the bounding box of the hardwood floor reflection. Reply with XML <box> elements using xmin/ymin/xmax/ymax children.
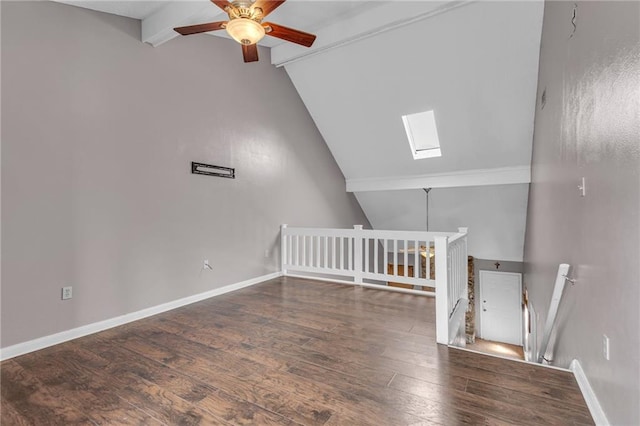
<box><xmin>464</xmin><ymin>338</ymin><xmax>525</xmax><ymax>361</ymax></box>
<box><xmin>1</xmin><ymin>277</ymin><xmax>593</xmax><ymax>425</ymax></box>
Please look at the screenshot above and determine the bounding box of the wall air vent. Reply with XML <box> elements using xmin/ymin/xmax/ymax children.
<box><xmin>191</xmin><ymin>162</ymin><xmax>235</xmax><ymax>179</ymax></box>
<box><xmin>401</xmin><ymin>110</ymin><xmax>442</xmax><ymax>160</ymax></box>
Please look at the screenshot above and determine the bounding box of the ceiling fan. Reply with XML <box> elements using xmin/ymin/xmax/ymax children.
<box><xmin>174</xmin><ymin>0</ymin><xmax>317</xmax><ymax>63</ymax></box>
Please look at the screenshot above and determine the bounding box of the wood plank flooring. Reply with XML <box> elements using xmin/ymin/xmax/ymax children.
<box><xmin>1</xmin><ymin>277</ymin><xmax>593</xmax><ymax>425</ymax></box>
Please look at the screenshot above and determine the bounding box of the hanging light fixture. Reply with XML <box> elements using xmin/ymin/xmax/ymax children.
<box><xmin>423</xmin><ymin>188</ymin><xmax>432</xmax><ymax>231</ymax></box>
<box><xmin>224</xmin><ymin>3</ymin><xmax>266</xmax><ymax>46</ymax></box>
<box><xmin>225</xmin><ymin>18</ymin><xmax>265</xmax><ymax>45</ymax></box>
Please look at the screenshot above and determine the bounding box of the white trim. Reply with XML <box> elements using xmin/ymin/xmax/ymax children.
<box><xmin>346</xmin><ymin>166</ymin><xmax>531</xmax><ymax>192</ymax></box>
<box><xmin>272</xmin><ymin>1</ymin><xmax>474</xmax><ymax>67</ymax></box>
<box><xmin>570</xmin><ymin>359</ymin><xmax>609</xmax><ymax>426</ymax></box>
<box><xmin>284</xmin><ymin>273</ymin><xmax>435</xmax><ymax>297</ymax></box>
<box><xmin>435</xmin><ymin>235</ymin><xmax>449</xmax><ymax>344</ymax></box>
<box><xmin>0</xmin><ymin>272</ymin><xmax>282</xmax><ymax>361</ymax></box>
<box><xmin>141</xmin><ymin>2</ymin><xmax>222</xmax><ymax>47</ymax></box>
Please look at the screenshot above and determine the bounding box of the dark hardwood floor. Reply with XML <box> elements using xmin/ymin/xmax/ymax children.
<box><xmin>1</xmin><ymin>277</ymin><xmax>593</xmax><ymax>425</ymax></box>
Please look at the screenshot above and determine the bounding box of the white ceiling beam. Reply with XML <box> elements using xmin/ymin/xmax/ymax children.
<box><xmin>142</xmin><ymin>1</ymin><xmax>227</xmax><ymax>47</ymax></box>
<box><xmin>270</xmin><ymin>0</ymin><xmax>473</xmax><ymax>67</ymax></box>
<box><xmin>346</xmin><ymin>166</ymin><xmax>531</xmax><ymax>193</ymax></box>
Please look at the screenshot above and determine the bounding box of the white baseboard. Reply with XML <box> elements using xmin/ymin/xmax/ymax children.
<box><xmin>0</xmin><ymin>271</ymin><xmax>282</xmax><ymax>361</ymax></box>
<box><xmin>570</xmin><ymin>359</ymin><xmax>609</xmax><ymax>425</ymax></box>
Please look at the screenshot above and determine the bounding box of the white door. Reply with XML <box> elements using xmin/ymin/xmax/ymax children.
<box><xmin>479</xmin><ymin>271</ymin><xmax>522</xmax><ymax>345</ymax></box>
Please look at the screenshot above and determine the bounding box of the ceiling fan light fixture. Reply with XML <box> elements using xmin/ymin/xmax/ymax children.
<box><xmin>174</xmin><ymin>0</ymin><xmax>315</xmax><ymax>63</ymax></box>
<box><xmin>226</xmin><ymin>18</ymin><xmax>265</xmax><ymax>45</ymax></box>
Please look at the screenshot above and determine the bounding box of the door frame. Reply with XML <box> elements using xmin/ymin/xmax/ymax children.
<box><xmin>478</xmin><ymin>270</ymin><xmax>523</xmax><ymax>344</ymax></box>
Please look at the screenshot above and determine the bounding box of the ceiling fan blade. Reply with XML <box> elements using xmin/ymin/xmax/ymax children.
<box><xmin>174</xmin><ymin>21</ymin><xmax>227</xmax><ymax>36</ymax></box>
<box><xmin>251</xmin><ymin>1</ymin><xmax>286</xmax><ymax>19</ymax></box>
<box><xmin>263</xmin><ymin>22</ymin><xmax>316</xmax><ymax>47</ymax></box>
<box><xmin>242</xmin><ymin>44</ymin><xmax>259</xmax><ymax>63</ymax></box>
<box><xmin>210</xmin><ymin>0</ymin><xmax>233</xmax><ymax>13</ymax></box>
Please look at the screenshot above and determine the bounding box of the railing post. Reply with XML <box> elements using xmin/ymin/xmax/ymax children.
<box><xmin>353</xmin><ymin>225</ymin><xmax>363</xmax><ymax>285</ymax></box>
<box><xmin>435</xmin><ymin>235</ymin><xmax>449</xmax><ymax>345</ymax></box>
<box><xmin>281</xmin><ymin>224</ymin><xmax>288</xmax><ymax>276</ymax></box>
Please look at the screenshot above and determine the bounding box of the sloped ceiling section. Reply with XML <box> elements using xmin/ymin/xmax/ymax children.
<box><xmin>284</xmin><ymin>1</ymin><xmax>543</xmax><ymax>181</ymax></box>
<box><xmin>356</xmin><ymin>185</ymin><xmax>530</xmax><ymax>262</ymax></box>
<box><xmin>283</xmin><ymin>1</ymin><xmax>544</xmax><ymax>261</ymax></box>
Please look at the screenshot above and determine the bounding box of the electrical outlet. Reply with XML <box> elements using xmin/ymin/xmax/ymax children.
<box><xmin>61</xmin><ymin>286</ymin><xmax>73</xmax><ymax>300</ymax></box>
<box><xmin>603</xmin><ymin>334</ymin><xmax>610</xmax><ymax>360</ymax></box>
<box><xmin>264</xmin><ymin>249</ymin><xmax>270</xmax><ymax>258</ymax></box>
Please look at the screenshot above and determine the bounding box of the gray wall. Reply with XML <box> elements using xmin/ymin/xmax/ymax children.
<box><xmin>1</xmin><ymin>2</ymin><xmax>369</xmax><ymax>348</ymax></box>
<box><xmin>355</xmin><ymin>185</ymin><xmax>529</xmax><ymax>262</ymax></box>
<box><xmin>523</xmin><ymin>2</ymin><xmax>639</xmax><ymax>424</ymax></box>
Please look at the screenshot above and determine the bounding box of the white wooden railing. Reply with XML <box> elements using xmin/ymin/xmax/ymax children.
<box><xmin>280</xmin><ymin>224</ymin><xmax>468</xmax><ymax>345</ymax></box>
<box><xmin>435</xmin><ymin>228</ymin><xmax>469</xmax><ymax>346</ymax></box>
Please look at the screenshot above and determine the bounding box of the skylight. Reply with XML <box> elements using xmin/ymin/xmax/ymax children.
<box><xmin>401</xmin><ymin>110</ymin><xmax>442</xmax><ymax>160</ymax></box>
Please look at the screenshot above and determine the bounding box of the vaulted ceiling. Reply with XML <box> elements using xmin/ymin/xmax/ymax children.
<box><xmin>50</xmin><ymin>0</ymin><xmax>544</xmax><ymax>261</ymax></box>
<box><xmin>285</xmin><ymin>1</ymin><xmax>543</xmax><ymax>182</ymax></box>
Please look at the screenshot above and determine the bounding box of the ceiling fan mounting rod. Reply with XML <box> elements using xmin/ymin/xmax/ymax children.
<box><xmin>227</xmin><ymin>1</ymin><xmax>264</xmax><ymax>21</ymax></box>
<box><xmin>228</xmin><ymin>7</ymin><xmax>263</xmax><ymax>22</ymax></box>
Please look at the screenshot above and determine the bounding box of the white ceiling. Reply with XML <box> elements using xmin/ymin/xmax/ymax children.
<box><xmin>47</xmin><ymin>0</ymin><xmax>544</xmax><ymax>261</ymax></box>
<box><xmin>52</xmin><ymin>0</ymin><xmax>381</xmax><ymax>48</ymax></box>
<box><xmin>54</xmin><ymin>1</ymin><xmax>171</xmax><ymax>20</ymax></box>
